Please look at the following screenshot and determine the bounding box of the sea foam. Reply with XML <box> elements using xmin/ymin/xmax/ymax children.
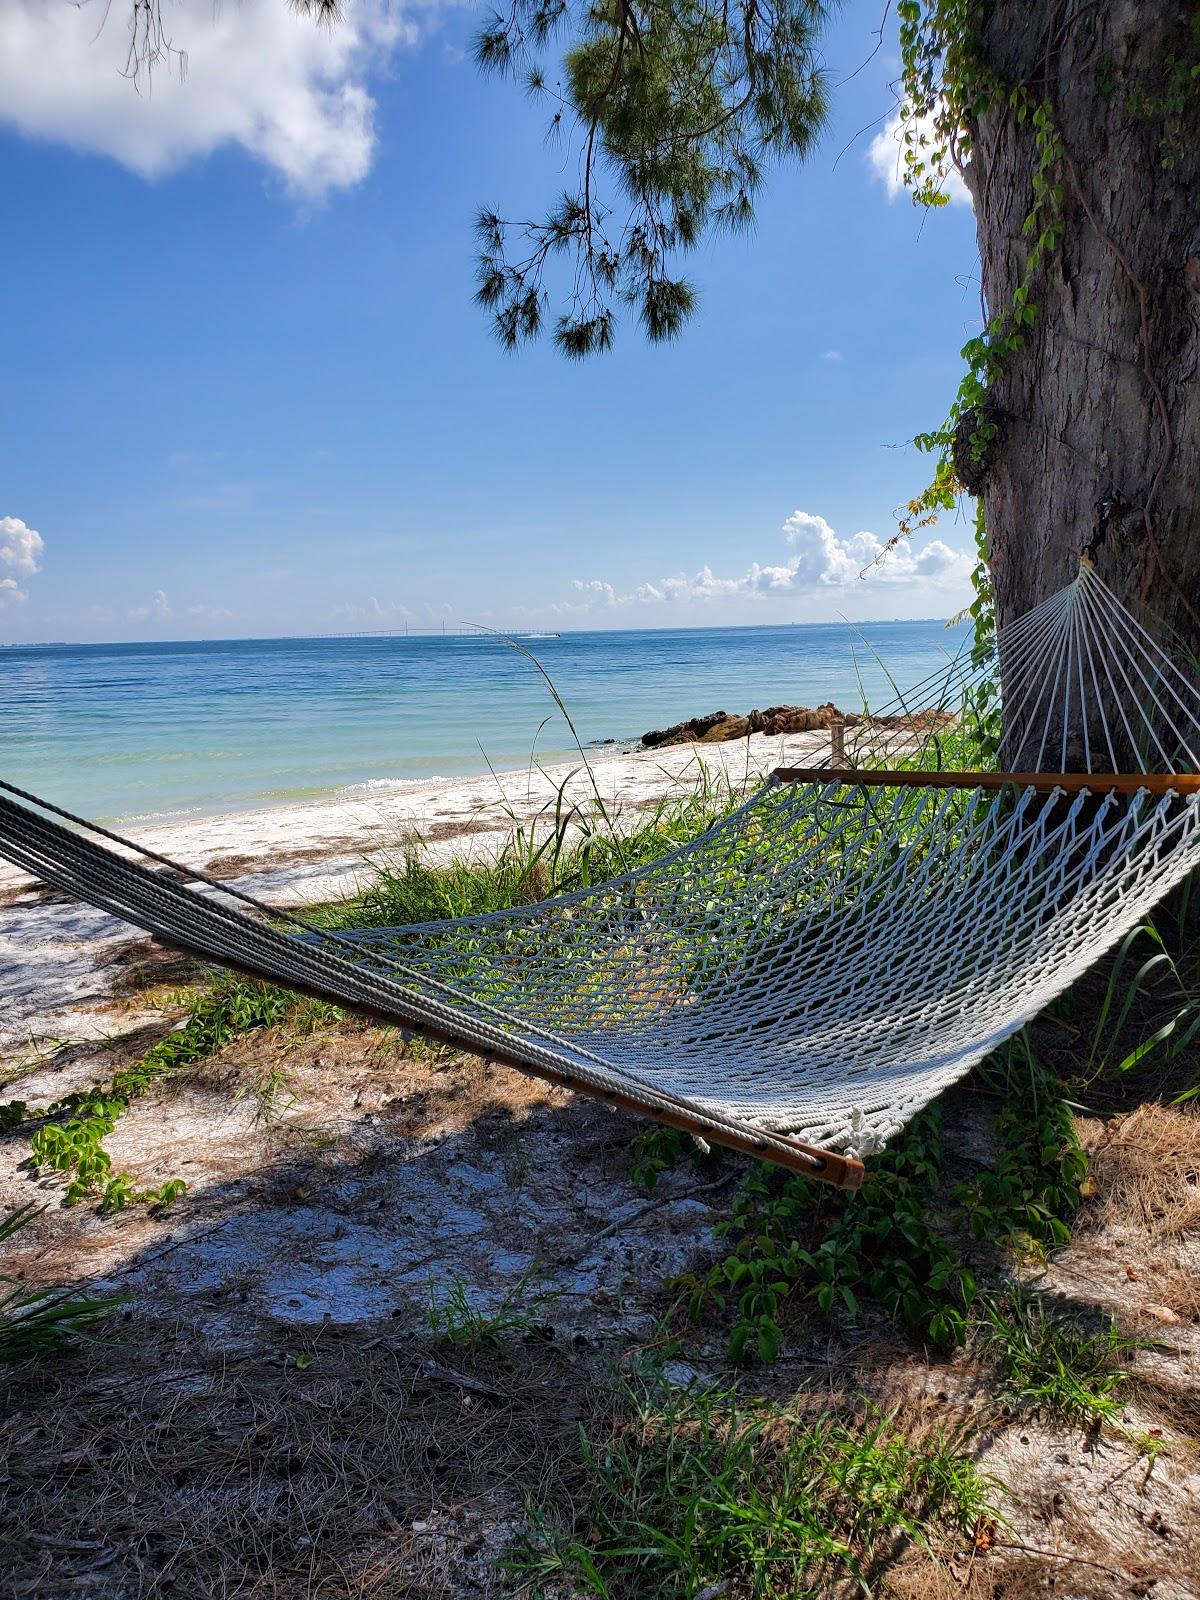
<box><xmin>335</xmin><ymin>776</ymin><xmax>449</xmax><ymax>797</ymax></box>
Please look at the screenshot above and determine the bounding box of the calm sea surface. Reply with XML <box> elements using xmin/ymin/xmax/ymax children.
<box><xmin>0</xmin><ymin>622</ymin><xmax>969</xmax><ymax>824</ymax></box>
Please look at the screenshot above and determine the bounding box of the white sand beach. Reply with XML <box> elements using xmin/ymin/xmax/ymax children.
<box><xmin>1</xmin><ymin>730</ymin><xmax>833</xmax><ymax>1058</ymax></box>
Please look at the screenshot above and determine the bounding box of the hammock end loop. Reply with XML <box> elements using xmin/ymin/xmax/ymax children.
<box><xmin>814</xmin><ymin>1147</ymin><xmax>867</xmax><ymax>1189</ymax></box>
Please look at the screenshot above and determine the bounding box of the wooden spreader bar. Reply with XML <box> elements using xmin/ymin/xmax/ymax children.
<box><xmin>162</xmin><ymin>941</ymin><xmax>866</xmax><ymax>1191</ymax></box>
<box><xmin>773</xmin><ymin>766</ymin><xmax>1200</xmax><ymax>797</ymax></box>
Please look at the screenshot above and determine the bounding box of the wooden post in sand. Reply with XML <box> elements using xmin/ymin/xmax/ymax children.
<box><xmin>830</xmin><ymin>717</ymin><xmax>845</xmax><ymax>764</ymax></box>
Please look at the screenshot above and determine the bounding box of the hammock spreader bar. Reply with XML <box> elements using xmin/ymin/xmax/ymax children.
<box><xmin>0</xmin><ymin>787</ymin><xmax>866</xmax><ymax>1189</ymax></box>
<box><xmin>182</xmin><ymin>946</ymin><xmax>868</xmax><ymax>1189</ymax></box>
<box><xmin>774</xmin><ymin>767</ymin><xmax>1200</xmax><ymax>797</ymax></box>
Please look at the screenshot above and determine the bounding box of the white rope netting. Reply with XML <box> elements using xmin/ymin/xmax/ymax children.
<box><xmin>2</xmin><ymin>561</ymin><xmax>1199</xmax><ymax>1171</ymax></box>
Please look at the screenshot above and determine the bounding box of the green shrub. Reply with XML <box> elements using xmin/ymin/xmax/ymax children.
<box><xmin>508</xmin><ymin>1379</ymin><xmax>996</xmax><ymax>1599</ymax></box>
<box><xmin>976</xmin><ymin>1285</ymin><xmax>1142</xmax><ymax>1432</ymax></box>
<box><xmin>686</xmin><ymin>1108</ymin><xmax>974</xmax><ymax>1359</ymax></box>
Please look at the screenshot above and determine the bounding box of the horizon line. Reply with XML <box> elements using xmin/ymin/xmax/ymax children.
<box><xmin>0</xmin><ymin>613</ymin><xmax>966</xmax><ymax>650</ymax></box>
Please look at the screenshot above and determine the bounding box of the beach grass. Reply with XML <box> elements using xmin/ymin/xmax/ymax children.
<box><xmin>507</xmin><ymin>1378</ymin><xmax>997</xmax><ymax>1599</ymax></box>
<box><xmin>0</xmin><ymin>1203</ymin><xmax>125</xmax><ymax>1363</ymax></box>
<box><xmin>974</xmin><ymin>1284</ymin><xmax>1143</xmax><ymax>1434</ymax></box>
<box><xmin>324</xmin><ymin>764</ymin><xmax>744</xmax><ymax>930</ymax></box>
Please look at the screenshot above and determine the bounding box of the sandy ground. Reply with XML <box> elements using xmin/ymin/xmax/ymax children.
<box><xmin>0</xmin><ymin>730</ymin><xmax>830</xmax><ymax>1063</ymax></box>
<box><xmin>1</xmin><ymin>1011</ymin><xmax>1197</xmax><ymax>1597</ymax></box>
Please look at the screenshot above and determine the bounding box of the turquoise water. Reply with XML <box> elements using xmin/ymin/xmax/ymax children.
<box><xmin>0</xmin><ymin>622</ymin><xmax>969</xmax><ymax>824</ymax></box>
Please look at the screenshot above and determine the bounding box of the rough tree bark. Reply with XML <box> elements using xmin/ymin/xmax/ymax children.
<box><xmin>964</xmin><ymin>0</ymin><xmax>1200</xmax><ymax>771</ymax></box>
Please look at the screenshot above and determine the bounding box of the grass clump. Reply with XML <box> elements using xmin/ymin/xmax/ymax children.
<box><xmin>508</xmin><ymin>1380</ymin><xmax>995</xmax><ymax>1599</ymax></box>
<box><xmin>975</xmin><ymin>1286</ymin><xmax>1142</xmax><ymax>1433</ymax></box>
<box><xmin>332</xmin><ymin>774</ymin><xmax>736</xmax><ymax>931</ymax></box>
<box><xmin>427</xmin><ymin>1266</ymin><xmax>562</xmax><ymax>1352</ymax></box>
<box><xmin>1082</xmin><ymin>883</ymin><xmax>1200</xmax><ymax>1092</ymax></box>
<box><xmin>0</xmin><ymin>1203</ymin><xmax>125</xmax><ymax>1363</ymax></box>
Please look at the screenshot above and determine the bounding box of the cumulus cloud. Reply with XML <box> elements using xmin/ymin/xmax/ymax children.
<box><xmin>330</xmin><ymin>596</ymin><xmax>416</xmax><ymax>624</ymax></box>
<box><xmin>564</xmin><ymin>510</ymin><xmax>972</xmax><ymax>614</ymax></box>
<box><xmin>1</xmin><ymin>515</ymin><xmax>44</xmax><ymax>574</ymax></box>
<box><xmin>128</xmin><ymin>589</ymin><xmax>232</xmax><ymax>622</ymax></box>
<box><xmin>822</xmin><ymin>349</ymin><xmax>843</xmax><ymax>362</ymax></box>
<box><xmin>0</xmin><ymin>515</ymin><xmax>45</xmax><ymax>603</ymax></box>
<box><xmin>129</xmin><ymin>588</ymin><xmax>173</xmax><ymax>621</ymax></box>
<box><xmin>0</xmin><ymin>0</ymin><xmax>420</xmax><ymax>198</ymax></box>
<box><xmin>867</xmin><ymin>106</ymin><xmax>972</xmax><ymax>207</ymax></box>
<box><xmin>571</xmin><ymin>580</ymin><xmax>619</xmax><ymax>607</ymax></box>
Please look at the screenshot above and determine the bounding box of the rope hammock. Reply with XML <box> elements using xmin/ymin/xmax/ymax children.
<box><xmin>2</xmin><ymin>559</ymin><xmax>1199</xmax><ymax>1190</ymax></box>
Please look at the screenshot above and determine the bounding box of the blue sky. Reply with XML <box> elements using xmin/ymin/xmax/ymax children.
<box><xmin>0</xmin><ymin>0</ymin><xmax>981</xmax><ymax>642</ymax></box>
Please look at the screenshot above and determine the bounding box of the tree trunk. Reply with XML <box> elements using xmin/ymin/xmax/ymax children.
<box><xmin>964</xmin><ymin>0</ymin><xmax>1200</xmax><ymax>772</ymax></box>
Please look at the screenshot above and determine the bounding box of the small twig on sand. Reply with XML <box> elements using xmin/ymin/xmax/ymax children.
<box><xmin>418</xmin><ymin>1357</ymin><xmax>509</xmax><ymax>1402</ymax></box>
<box><xmin>994</xmin><ymin>1541</ymin><xmax>1124</xmax><ymax>1578</ymax></box>
<box><xmin>568</xmin><ymin>1173</ymin><xmax>737</xmax><ymax>1262</ymax></box>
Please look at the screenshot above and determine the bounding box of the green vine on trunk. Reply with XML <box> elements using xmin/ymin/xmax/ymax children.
<box><xmin>895</xmin><ymin>4</ymin><xmax>1200</xmax><ymax>663</ymax></box>
<box><xmin>892</xmin><ymin>1</ymin><xmax>1066</xmax><ymax>671</ymax></box>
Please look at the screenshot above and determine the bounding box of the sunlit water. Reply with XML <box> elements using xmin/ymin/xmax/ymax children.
<box><xmin>0</xmin><ymin>621</ymin><xmax>969</xmax><ymax>824</ymax></box>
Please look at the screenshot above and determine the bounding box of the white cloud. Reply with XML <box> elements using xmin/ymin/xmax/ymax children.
<box><xmin>0</xmin><ymin>515</ymin><xmax>45</xmax><ymax>602</ymax></box>
<box><xmin>127</xmin><ymin>590</ymin><xmax>233</xmax><ymax>623</ymax></box>
<box><xmin>330</xmin><ymin>596</ymin><xmax>416</xmax><ymax>624</ymax></box>
<box><xmin>129</xmin><ymin>588</ymin><xmax>173</xmax><ymax>621</ymax></box>
<box><xmin>822</xmin><ymin>349</ymin><xmax>843</xmax><ymax>362</ymax></box>
<box><xmin>867</xmin><ymin>106</ymin><xmax>971</xmax><ymax>208</ymax></box>
<box><xmin>571</xmin><ymin>580</ymin><xmax>619</xmax><ymax>606</ymax></box>
<box><xmin>782</xmin><ymin>510</ymin><xmax>970</xmax><ymax>585</ymax></box>
<box><xmin>0</xmin><ymin>0</ymin><xmax>421</xmax><ymax>199</ymax></box>
<box><xmin>0</xmin><ymin>515</ymin><xmax>44</xmax><ymax>574</ymax></box>
<box><xmin>565</xmin><ymin>510</ymin><xmax>972</xmax><ymax>614</ymax></box>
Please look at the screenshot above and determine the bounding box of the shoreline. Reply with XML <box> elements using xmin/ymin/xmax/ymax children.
<box><xmin>1</xmin><ymin>730</ymin><xmax>832</xmax><ymax>1058</ymax></box>
<box><xmin>92</xmin><ymin>738</ymin><xmax>645</xmax><ymax>832</ymax></box>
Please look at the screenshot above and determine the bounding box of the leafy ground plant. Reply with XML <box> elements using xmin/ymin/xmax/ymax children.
<box><xmin>953</xmin><ymin>1035</ymin><xmax>1087</xmax><ymax>1256</ymax></box>
<box><xmin>668</xmin><ymin>1036</ymin><xmax>1086</xmax><ymax>1363</ymax></box>
<box><xmin>507</xmin><ymin>1378</ymin><xmax>996</xmax><ymax>1599</ymax></box>
<box><xmin>0</xmin><ymin>1203</ymin><xmax>124</xmax><ymax>1363</ymax></box>
<box><xmin>975</xmin><ymin>1285</ymin><xmax>1143</xmax><ymax>1433</ymax></box>
<box><xmin>681</xmin><ymin>1108</ymin><xmax>975</xmax><ymax>1359</ymax></box>
<box><xmin>3</xmin><ymin>972</ymin><xmax>337</xmax><ymax>1212</ymax></box>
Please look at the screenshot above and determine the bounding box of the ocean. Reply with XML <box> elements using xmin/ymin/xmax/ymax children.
<box><xmin>0</xmin><ymin>620</ymin><xmax>970</xmax><ymax>824</ymax></box>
